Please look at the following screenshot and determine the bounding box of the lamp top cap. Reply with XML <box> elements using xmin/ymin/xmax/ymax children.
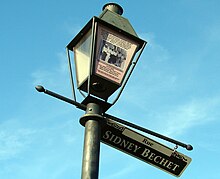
<box><xmin>102</xmin><ymin>3</ymin><xmax>123</xmax><ymax>15</ymax></box>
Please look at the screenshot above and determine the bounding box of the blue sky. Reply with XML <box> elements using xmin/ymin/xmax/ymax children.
<box><xmin>1</xmin><ymin>0</ymin><xmax>220</xmax><ymax>178</ymax></box>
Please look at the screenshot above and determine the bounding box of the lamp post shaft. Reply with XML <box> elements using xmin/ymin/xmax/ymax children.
<box><xmin>81</xmin><ymin>103</ymin><xmax>102</xmax><ymax>179</ymax></box>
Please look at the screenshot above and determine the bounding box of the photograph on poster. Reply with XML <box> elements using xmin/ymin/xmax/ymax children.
<box><xmin>99</xmin><ymin>40</ymin><xmax>127</xmax><ymax>70</ymax></box>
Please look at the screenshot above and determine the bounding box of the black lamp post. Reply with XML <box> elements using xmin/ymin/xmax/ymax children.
<box><xmin>65</xmin><ymin>3</ymin><xmax>146</xmax><ymax>178</ymax></box>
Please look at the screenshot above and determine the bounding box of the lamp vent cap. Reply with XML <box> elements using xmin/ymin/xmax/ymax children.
<box><xmin>102</xmin><ymin>3</ymin><xmax>123</xmax><ymax>15</ymax></box>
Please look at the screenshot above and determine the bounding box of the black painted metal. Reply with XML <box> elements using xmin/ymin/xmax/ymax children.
<box><xmin>35</xmin><ymin>85</ymin><xmax>86</xmax><ymax>111</ymax></box>
<box><xmin>80</xmin><ymin>103</ymin><xmax>103</xmax><ymax>179</ymax></box>
<box><xmin>104</xmin><ymin>113</ymin><xmax>193</xmax><ymax>151</ymax></box>
<box><xmin>35</xmin><ymin>85</ymin><xmax>193</xmax><ymax>151</ymax></box>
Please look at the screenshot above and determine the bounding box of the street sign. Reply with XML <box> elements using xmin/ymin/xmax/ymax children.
<box><xmin>101</xmin><ymin>118</ymin><xmax>192</xmax><ymax>177</ymax></box>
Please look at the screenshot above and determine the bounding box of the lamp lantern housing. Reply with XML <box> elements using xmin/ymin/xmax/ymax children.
<box><xmin>67</xmin><ymin>3</ymin><xmax>146</xmax><ymax>101</ymax></box>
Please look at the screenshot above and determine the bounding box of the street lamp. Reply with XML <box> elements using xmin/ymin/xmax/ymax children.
<box><xmin>35</xmin><ymin>3</ymin><xmax>193</xmax><ymax>179</ymax></box>
<box><xmin>65</xmin><ymin>4</ymin><xmax>146</xmax><ymax>178</ymax></box>
<box><xmin>66</xmin><ymin>3</ymin><xmax>146</xmax><ymax>108</ymax></box>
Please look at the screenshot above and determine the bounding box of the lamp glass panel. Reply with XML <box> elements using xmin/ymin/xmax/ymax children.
<box><xmin>74</xmin><ymin>29</ymin><xmax>92</xmax><ymax>87</ymax></box>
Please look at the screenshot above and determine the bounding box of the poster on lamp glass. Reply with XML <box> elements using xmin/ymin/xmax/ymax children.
<box><xmin>95</xmin><ymin>25</ymin><xmax>139</xmax><ymax>85</ymax></box>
